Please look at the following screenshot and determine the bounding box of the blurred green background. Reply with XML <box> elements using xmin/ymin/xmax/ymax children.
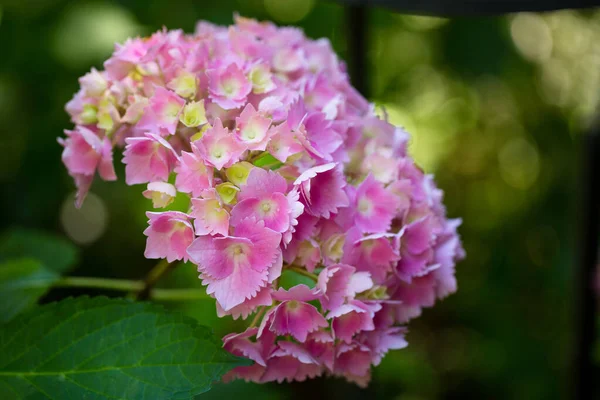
<box><xmin>1</xmin><ymin>0</ymin><xmax>599</xmax><ymax>399</ymax></box>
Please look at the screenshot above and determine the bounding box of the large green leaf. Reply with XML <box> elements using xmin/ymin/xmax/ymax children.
<box><xmin>0</xmin><ymin>296</ymin><xmax>249</xmax><ymax>400</ymax></box>
<box><xmin>0</xmin><ymin>258</ymin><xmax>59</xmax><ymax>324</ymax></box>
<box><xmin>0</xmin><ymin>229</ymin><xmax>79</xmax><ymax>274</ymax></box>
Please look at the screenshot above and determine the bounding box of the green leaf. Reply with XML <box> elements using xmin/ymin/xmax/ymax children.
<box><xmin>0</xmin><ymin>296</ymin><xmax>250</xmax><ymax>400</ymax></box>
<box><xmin>0</xmin><ymin>258</ymin><xmax>59</xmax><ymax>324</ymax></box>
<box><xmin>0</xmin><ymin>229</ymin><xmax>79</xmax><ymax>274</ymax></box>
<box><xmin>252</xmin><ymin>152</ymin><xmax>283</xmax><ymax>170</ymax></box>
<box><xmin>278</xmin><ymin>269</ymin><xmax>315</xmax><ymax>290</ymax></box>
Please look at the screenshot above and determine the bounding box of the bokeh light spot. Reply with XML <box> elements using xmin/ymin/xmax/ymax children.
<box><xmin>60</xmin><ymin>192</ymin><xmax>108</xmax><ymax>245</ymax></box>
<box><xmin>510</xmin><ymin>13</ymin><xmax>553</xmax><ymax>63</ymax></box>
<box><xmin>401</xmin><ymin>15</ymin><xmax>449</xmax><ymax>31</ymax></box>
<box><xmin>51</xmin><ymin>2</ymin><xmax>142</xmax><ymax>68</ymax></box>
<box><xmin>498</xmin><ymin>137</ymin><xmax>540</xmax><ymax>190</ymax></box>
<box><xmin>264</xmin><ymin>0</ymin><xmax>314</xmax><ymax>23</ymax></box>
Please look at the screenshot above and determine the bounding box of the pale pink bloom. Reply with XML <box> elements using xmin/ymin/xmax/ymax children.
<box><xmin>299</xmin><ymin>112</ymin><xmax>343</xmax><ymax>161</ymax></box>
<box><xmin>259</xmin><ymin>285</ymin><xmax>326</xmax><ymax>342</ymax></box>
<box><xmin>342</xmin><ymin>228</ymin><xmax>399</xmax><ymax>284</ymax></box>
<box><xmin>387</xmin><ymin>178</ymin><xmax>413</xmax><ymax>218</ymax></box>
<box><xmin>235</xmin><ymin>104</ymin><xmax>272</xmax><ymax>151</ymax></box>
<box><xmin>142</xmin><ymin>181</ymin><xmax>177</xmax><ymax>208</ymax></box>
<box><xmin>207</xmin><ymin>63</ymin><xmax>252</xmax><ymax>109</ymax></box>
<box><xmin>329</xmin><ymin>300</ymin><xmax>381</xmax><ymax>344</ymax></box>
<box><xmin>59</xmin><ymin>127</ymin><xmax>116</xmax><ymax>181</ymax></box>
<box><xmin>237</xmin><ymin>167</ymin><xmax>287</xmax><ymax>200</ymax></box>
<box><xmin>223</xmin><ymin>328</ymin><xmax>277</xmax><ymax>382</ymax></box>
<box><xmin>317</xmin><ymin>264</ymin><xmax>373</xmax><ymax>311</ymax></box>
<box><xmin>354</xmin><ymin>174</ymin><xmax>399</xmax><ymax>233</ymax></box>
<box><xmin>174</xmin><ymin>144</ymin><xmax>213</xmax><ymax>196</ymax></box>
<box><xmin>282</xmin><ymin>188</ymin><xmax>305</xmax><ymax>245</ymax></box>
<box><xmin>143</xmin><ymin>211</ymin><xmax>194</xmax><ymax>262</ymax></box>
<box><xmin>65</xmin><ymin>90</ymin><xmax>86</xmax><ymax>124</ymax></box>
<box><xmin>432</xmin><ymin>218</ymin><xmax>464</xmax><ymax>298</ymax></box>
<box><xmin>294</xmin><ymin>163</ymin><xmax>349</xmax><ymax>218</ymax></box>
<box><xmin>258</xmin><ymin>96</ymin><xmax>286</xmax><ymax>121</ymax></box>
<box><xmin>122</xmin><ymin>133</ymin><xmax>177</xmax><ymax>185</ymax></box>
<box><xmin>104</xmin><ymin>37</ymin><xmax>148</xmax><ymax>79</ymax></box>
<box><xmin>303</xmin><ymin>74</ymin><xmax>337</xmax><ymax>111</ymax></box>
<box><xmin>196</xmin><ymin>118</ymin><xmax>245</xmax><ymax>170</ymax></box>
<box><xmin>217</xmin><ymin>286</ymin><xmax>273</xmax><ymax>320</ymax></box>
<box><xmin>261</xmin><ymin>341</ymin><xmax>322</xmax><ymax>383</ymax></box>
<box><xmin>122</xmin><ymin>95</ymin><xmax>149</xmax><ymax>124</ymax></box>
<box><xmin>284</xmin><ymin>238</ymin><xmax>321</xmax><ymax>273</ymax></box>
<box><xmin>361</xmin><ymin>143</ymin><xmax>401</xmax><ymax>184</ymax></box>
<box><xmin>305</xmin><ymin>331</ymin><xmax>335</xmax><ymax>371</ymax></box>
<box><xmin>272</xmin><ymin>46</ymin><xmax>305</xmax><ymax>73</ymax></box>
<box><xmin>395</xmin><ymin>216</ymin><xmax>435</xmax><ymax>282</ymax></box>
<box><xmin>223</xmin><ymin>328</ymin><xmax>268</xmax><ymax>367</ymax></box>
<box><xmin>266</xmin><ymin>122</ymin><xmax>305</xmax><ymax>163</ymax></box>
<box><xmin>231</xmin><ymin>168</ymin><xmax>302</xmax><ymax>234</ymax></box>
<box><xmin>265</xmin><ymin>98</ymin><xmax>307</xmax><ymax>161</ymax></box>
<box><xmin>390</xmin><ymin>275</ymin><xmax>437</xmax><ymax>323</ymax></box>
<box><xmin>247</xmin><ymin>62</ymin><xmax>276</xmax><ymax>94</ymax></box>
<box><xmin>334</xmin><ymin>342</ymin><xmax>372</xmax><ymax>387</ymax></box>
<box><xmin>359</xmin><ymin>327</ymin><xmax>408</xmax><ymax>366</ymax></box>
<box><xmin>292</xmin><ymin>212</ymin><xmax>320</xmax><ymax>242</ymax></box>
<box><xmin>79</xmin><ymin>68</ymin><xmax>107</xmax><ymax>97</ymax></box>
<box><xmin>230</xmin><ymin>193</ymin><xmax>290</xmax><ymax>233</ymax></box>
<box><xmin>136</xmin><ymin>86</ymin><xmax>185</xmax><ymax>135</ymax></box>
<box><xmin>166</xmin><ymin>70</ymin><xmax>198</xmax><ymax>99</ymax></box>
<box><xmin>187</xmin><ymin>219</ymin><xmax>282</xmax><ymax>311</ymax></box>
<box><xmin>189</xmin><ymin>190</ymin><xmax>230</xmax><ymax>236</ymax></box>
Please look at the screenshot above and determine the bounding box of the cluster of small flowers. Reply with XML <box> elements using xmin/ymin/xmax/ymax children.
<box><xmin>59</xmin><ymin>16</ymin><xmax>464</xmax><ymax>386</ymax></box>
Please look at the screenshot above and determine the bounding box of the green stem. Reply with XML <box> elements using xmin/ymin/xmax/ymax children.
<box><xmin>249</xmin><ymin>306</ymin><xmax>267</xmax><ymax>328</ymax></box>
<box><xmin>288</xmin><ymin>266</ymin><xmax>318</xmax><ymax>281</ymax></box>
<box><xmin>55</xmin><ymin>277</ymin><xmax>144</xmax><ymax>292</ymax></box>
<box><xmin>137</xmin><ymin>259</ymin><xmax>177</xmax><ymax>300</ymax></box>
<box><xmin>151</xmin><ymin>288</ymin><xmax>211</xmax><ymax>301</ymax></box>
<box><xmin>53</xmin><ymin>277</ymin><xmax>210</xmax><ymax>301</ymax></box>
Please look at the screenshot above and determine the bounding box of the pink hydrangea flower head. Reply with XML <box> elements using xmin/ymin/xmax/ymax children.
<box><xmin>59</xmin><ymin>16</ymin><xmax>465</xmax><ymax>387</ymax></box>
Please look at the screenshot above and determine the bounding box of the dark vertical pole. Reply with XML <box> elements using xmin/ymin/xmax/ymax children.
<box><xmin>574</xmin><ymin>122</ymin><xmax>600</xmax><ymax>399</ymax></box>
<box><xmin>345</xmin><ymin>4</ymin><xmax>368</xmax><ymax>97</ymax></box>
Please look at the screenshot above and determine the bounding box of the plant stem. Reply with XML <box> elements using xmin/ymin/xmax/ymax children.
<box><xmin>288</xmin><ymin>266</ymin><xmax>318</xmax><ymax>281</ymax></box>
<box><xmin>137</xmin><ymin>259</ymin><xmax>177</xmax><ymax>300</ymax></box>
<box><xmin>151</xmin><ymin>288</ymin><xmax>211</xmax><ymax>301</ymax></box>
<box><xmin>249</xmin><ymin>306</ymin><xmax>267</xmax><ymax>328</ymax></box>
<box><xmin>55</xmin><ymin>277</ymin><xmax>144</xmax><ymax>292</ymax></box>
<box><xmin>54</xmin><ymin>277</ymin><xmax>210</xmax><ymax>301</ymax></box>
